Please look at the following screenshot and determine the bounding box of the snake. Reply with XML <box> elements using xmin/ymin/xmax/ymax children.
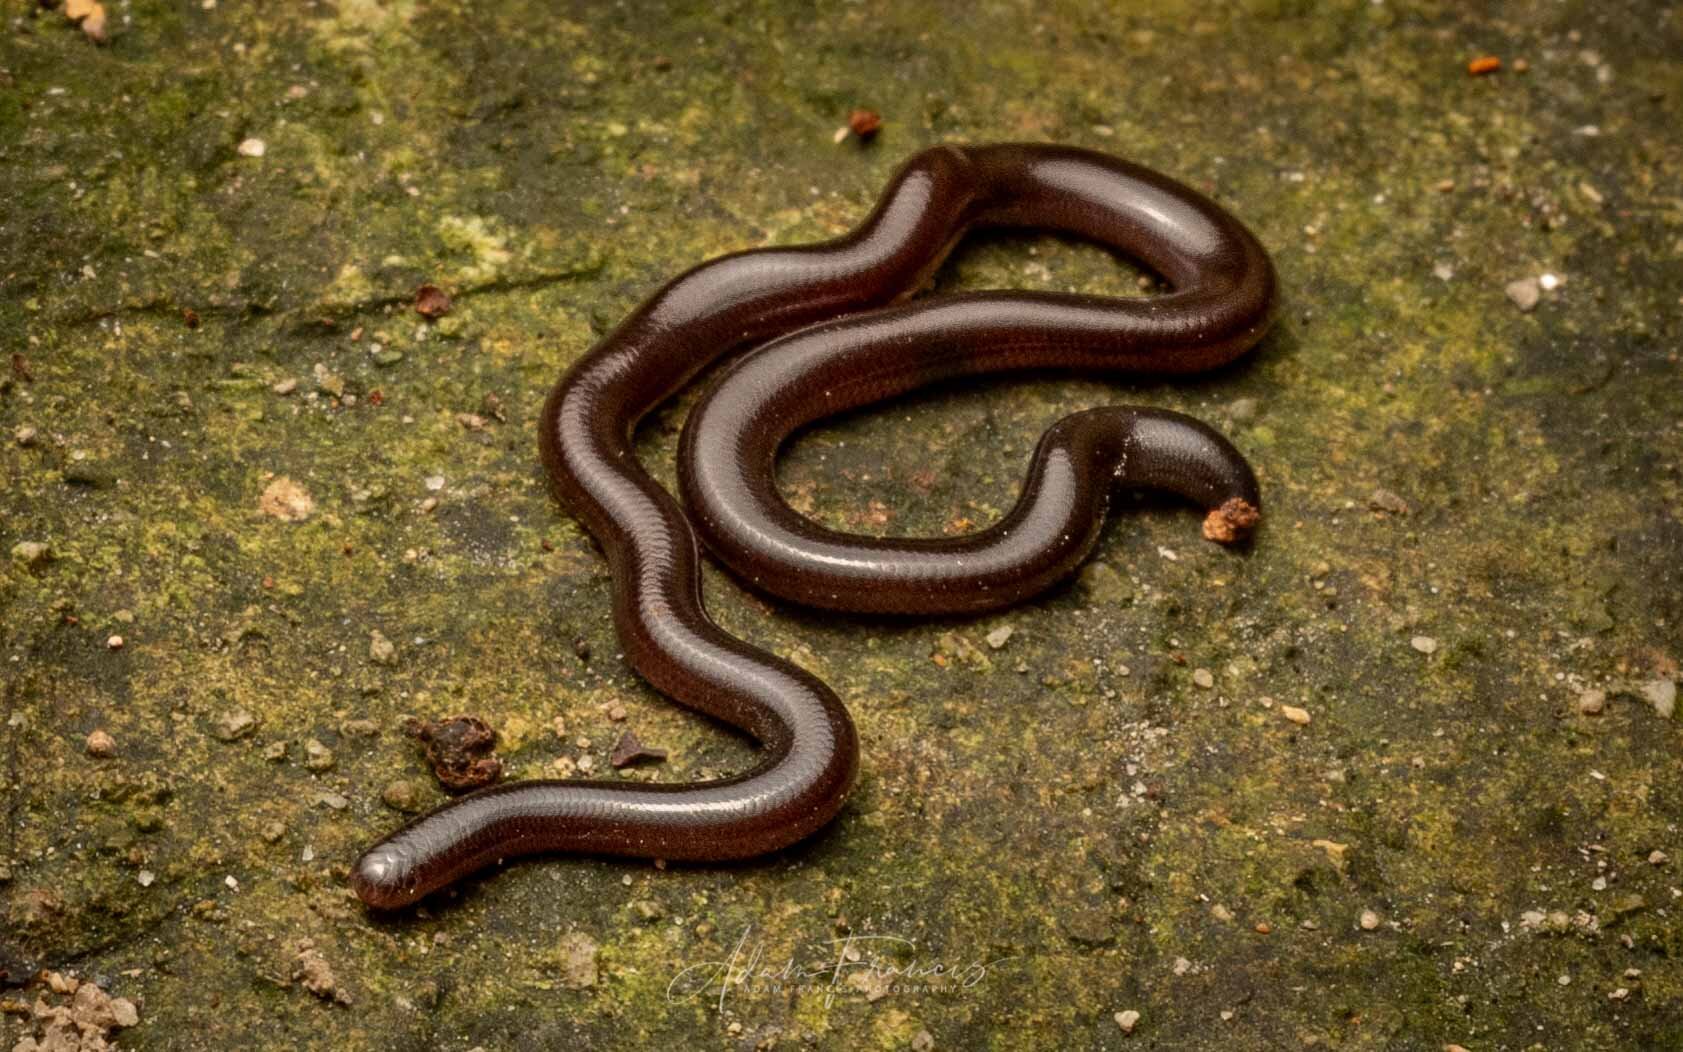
<box><xmin>350</xmin><ymin>142</ymin><xmax>1276</xmax><ymax>908</ymax></box>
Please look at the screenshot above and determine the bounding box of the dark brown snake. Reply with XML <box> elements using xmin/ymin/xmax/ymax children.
<box><xmin>351</xmin><ymin>142</ymin><xmax>1276</xmax><ymax>909</ymax></box>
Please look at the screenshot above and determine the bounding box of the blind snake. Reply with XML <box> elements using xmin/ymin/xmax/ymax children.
<box><xmin>350</xmin><ymin>142</ymin><xmax>1276</xmax><ymax>909</ymax></box>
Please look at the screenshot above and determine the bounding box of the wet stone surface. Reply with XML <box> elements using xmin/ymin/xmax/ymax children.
<box><xmin>1</xmin><ymin>2</ymin><xmax>1681</xmax><ymax>1049</ymax></box>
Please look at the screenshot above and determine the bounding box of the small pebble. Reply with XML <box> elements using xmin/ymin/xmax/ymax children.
<box><xmin>303</xmin><ymin>739</ymin><xmax>335</xmax><ymax>771</ymax></box>
<box><xmin>236</xmin><ymin>137</ymin><xmax>266</xmax><ymax>158</ymax></box>
<box><xmin>272</xmin><ymin>378</ymin><xmax>297</xmax><ymax>395</ymax></box>
<box><xmin>985</xmin><ymin>625</ymin><xmax>1015</xmax><ymax>650</ymax></box>
<box><xmin>382</xmin><ymin>780</ymin><xmax>421</xmax><ymax>812</ymax></box>
<box><xmin>1359</xmin><ymin>909</ymin><xmax>1381</xmax><ymax>931</ymax></box>
<box><xmin>1505</xmin><ymin>276</ymin><xmax>1541</xmax><ymax>312</ymax></box>
<box><xmin>85</xmin><ymin>729</ymin><xmax>116</xmax><ymax>758</ymax></box>
<box><xmin>107</xmin><ymin>634</ymin><xmax>125</xmax><ymax>650</ymax></box>
<box><xmin>1410</xmin><ymin>635</ymin><xmax>1438</xmax><ymax>655</ymax></box>
<box><xmin>1641</xmin><ymin>678</ymin><xmax>1676</xmax><ymax>719</ymax></box>
<box><xmin>14</xmin><ymin>425</ymin><xmax>37</xmax><ymax>446</ymax></box>
<box><xmin>1650</xmin><ymin>850</ymin><xmax>1669</xmax><ymax>866</ymax></box>
<box><xmin>215</xmin><ymin>707</ymin><xmax>258</xmax><ymax>741</ymax></box>
<box><xmin>10</xmin><ymin>541</ymin><xmax>51</xmax><ymax>566</ymax></box>
<box><xmin>1192</xmin><ymin>668</ymin><xmax>1215</xmax><ymax>689</ymax></box>
<box><xmin>1578</xmin><ymin>689</ymin><xmax>1606</xmax><ymax>715</ymax></box>
<box><xmin>1114</xmin><ymin>1009</ymin><xmax>1141</xmax><ymax>1033</ymax></box>
<box><xmin>369</xmin><ymin>629</ymin><xmax>397</xmax><ymax>666</ymax></box>
<box><xmin>1281</xmin><ymin>705</ymin><xmax>1312</xmax><ymax>726</ymax></box>
<box><xmin>1368</xmin><ymin>488</ymin><xmax>1409</xmax><ymax>515</ymax></box>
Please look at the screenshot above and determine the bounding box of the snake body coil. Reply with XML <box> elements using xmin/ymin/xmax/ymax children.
<box><xmin>351</xmin><ymin>143</ymin><xmax>1275</xmax><ymax>909</ymax></box>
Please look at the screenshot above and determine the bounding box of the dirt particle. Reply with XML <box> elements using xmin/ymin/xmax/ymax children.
<box><xmin>10</xmin><ymin>541</ymin><xmax>51</xmax><ymax>567</ymax></box>
<box><xmin>312</xmin><ymin>362</ymin><xmax>344</xmax><ymax>397</ymax></box>
<box><xmin>405</xmin><ymin>715</ymin><xmax>502</xmax><ymax>791</ymax></box>
<box><xmin>13</xmin><ymin>974</ymin><xmax>140</xmax><ymax>1048</ymax></box>
<box><xmin>611</xmin><ymin>730</ymin><xmax>668</xmax><ymax>769</ymax></box>
<box><xmin>290</xmin><ymin>940</ymin><xmax>352</xmax><ymax>1005</ymax></box>
<box><xmin>1368</xmin><ymin>488</ymin><xmax>1409</xmax><ymax>515</ymax></box>
<box><xmin>414</xmin><ymin>283</ymin><xmax>452</xmax><ymax>319</ymax></box>
<box><xmin>847</xmin><ymin>108</ymin><xmax>882</xmax><ymax>137</ymax></box>
<box><xmin>213</xmin><ymin>707</ymin><xmax>258</xmax><ymax>741</ymax></box>
<box><xmin>381</xmin><ymin>780</ymin><xmax>421</xmax><ymax>812</ymax></box>
<box><xmin>259</xmin><ymin>476</ymin><xmax>315</xmax><ymax>522</ymax></box>
<box><xmin>1505</xmin><ymin>277</ymin><xmax>1541</xmax><ymax>312</ymax></box>
<box><xmin>557</xmin><ymin>931</ymin><xmax>599</xmax><ymax>989</ymax></box>
<box><xmin>1226</xmin><ymin>397</ymin><xmax>1259</xmax><ymax>423</ymax></box>
<box><xmin>1640</xmin><ymin>678</ymin><xmax>1676</xmax><ymax>719</ymax></box>
<box><xmin>303</xmin><ymin>739</ymin><xmax>335</xmax><ymax>772</ymax></box>
<box><xmin>1202</xmin><ymin>497</ymin><xmax>1260</xmax><ymax>544</ymax></box>
<box><xmin>368</xmin><ymin>629</ymin><xmax>397</xmax><ymax>666</ymax></box>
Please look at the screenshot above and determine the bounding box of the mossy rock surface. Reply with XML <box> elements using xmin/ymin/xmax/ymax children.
<box><xmin>2</xmin><ymin>2</ymin><xmax>1680</xmax><ymax>1049</ymax></box>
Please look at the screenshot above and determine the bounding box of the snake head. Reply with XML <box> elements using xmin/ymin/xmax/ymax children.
<box><xmin>350</xmin><ymin>843</ymin><xmax>422</xmax><ymax>910</ymax></box>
